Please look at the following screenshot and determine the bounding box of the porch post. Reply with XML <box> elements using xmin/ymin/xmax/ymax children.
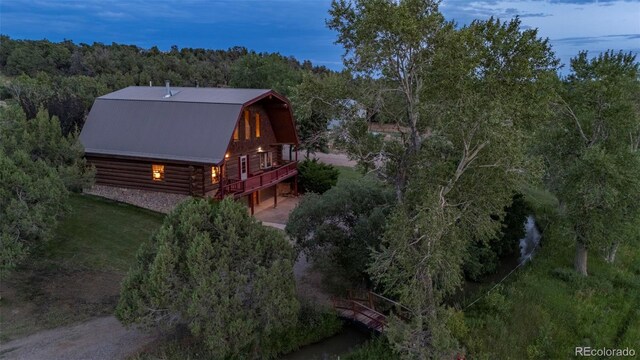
<box><xmin>248</xmin><ymin>193</ymin><xmax>254</xmax><ymax>215</ymax></box>
<box><xmin>294</xmin><ymin>174</ymin><xmax>298</xmax><ymax>196</ymax></box>
<box><xmin>274</xmin><ymin>185</ymin><xmax>278</xmax><ymax>208</ymax></box>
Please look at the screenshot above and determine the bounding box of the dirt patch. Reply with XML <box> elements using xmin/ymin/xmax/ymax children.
<box><xmin>0</xmin><ymin>316</ymin><xmax>161</xmax><ymax>360</ymax></box>
<box><xmin>0</xmin><ymin>264</ymin><xmax>123</xmax><ymax>342</ymax></box>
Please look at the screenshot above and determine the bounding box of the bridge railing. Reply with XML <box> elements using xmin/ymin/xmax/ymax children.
<box><xmin>332</xmin><ymin>298</ymin><xmax>387</xmax><ymax>332</ymax></box>
<box><xmin>345</xmin><ymin>289</ymin><xmax>413</xmax><ymax>322</ymax></box>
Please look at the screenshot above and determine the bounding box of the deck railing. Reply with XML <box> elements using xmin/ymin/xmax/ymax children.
<box><xmin>220</xmin><ymin>161</ymin><xmax>297</xmax><ymax>197</ymax></box>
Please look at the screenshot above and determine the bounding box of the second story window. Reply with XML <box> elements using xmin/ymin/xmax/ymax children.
<box><xmin>233</xmin><ymin>126</ymin><xmax>239</xmax><ymax>141</ymax></box>
<box><xmin>152</xmin><ymin>164</ymin><xmax>164</xmax><ymax>181</ymax></box>
<box><xmin>255</xmin><ymin>113</ymin><xmax>261</xmax><ymax>138</ymax></box>
<box><xmin>244</xmin><ymin>110</ymin><xmax>251</xmax><ymax>140</ymax></box>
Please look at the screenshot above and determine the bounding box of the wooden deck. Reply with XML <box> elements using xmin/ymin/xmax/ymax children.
<box><xmin>218</xmin><ymin>161</ymin><xmax>297</xmax><ymax>199</ymax></box>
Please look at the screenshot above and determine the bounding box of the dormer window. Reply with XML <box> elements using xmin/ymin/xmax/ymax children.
<box><xmin>152</xmin><ymin>164</ymin><xmax>164</xmax><ymax>181</ymax></box>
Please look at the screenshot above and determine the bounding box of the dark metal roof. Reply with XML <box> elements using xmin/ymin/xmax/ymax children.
<box><xmin>99</xmin><ymin>86</ymin><xmax>271</xmax><ymax>104</ymax></box>
<box><xmin>80</xmin><ymin>86</ymin><xmax>278</xmax><ymax>164</ymax></box>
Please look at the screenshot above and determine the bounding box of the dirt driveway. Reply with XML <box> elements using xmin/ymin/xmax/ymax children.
<box><xmin>0</xmin><ymin>316</ymin><xmax>159</xmax><ymax>360</ymax></box>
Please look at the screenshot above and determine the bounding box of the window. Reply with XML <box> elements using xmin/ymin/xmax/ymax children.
<box><xmin>233</xmin><ymin>126</ymin><xmax>239</xmax><ymax>141</ymax></box>
<box><xmin>152</xmin><ymin>164</ymin><xmax>164</xmax><ymax>181</ymax></box>
<box><xmin>255</xmin><ymin>113</ymin><xmax>261</xmax><ymax>138</ymax></box>
<box><xmin>211</xmin><ymin>166</ymin><xmax>220</xmax><ymax>184</ymax></box>
<box><xmin>244</xmin><ymin>110</ymin><xmax>251</xmax><ymax>140</ymax></box>
<box><xmin>259</xmin><ymin>152</ymin><xmax>273</xmax><ymax>169</ymax></box>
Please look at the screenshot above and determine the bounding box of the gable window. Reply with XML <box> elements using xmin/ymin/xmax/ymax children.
<box><xmin>152</xmin><ymin>164</ymin><xmax>164</xmax><ymax>181</ymax></box>
<box><xmin>259</xmin><ymin>152</ymin><xmax>273</xmax><ymax>169</ymax></box>
<box><xmin>211</xmin><ymin>166</ymin><xmax>220</xmax><ymax>184</ymax></box>
<box><xmin>233</xmin><ymin>126</ymin><xmax>239</xmax><ymax>141</ymax></box>
<box><xmin>244</xmin><ymin>110</ymin><xmax>251</xmax><ymax>140</ymax></box>
<box><xmin>255</xmin><ymin>113</ymin><xmax>261</xmax><ymax>138</ymax></box>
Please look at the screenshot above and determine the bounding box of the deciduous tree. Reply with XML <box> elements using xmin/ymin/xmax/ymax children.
<box><xmin>286</xmin><ymin>179</ymin><xmax>394</xmax><ymax>286</ymax></box>
<box><xmin>543</xmin><ymin>51</ymin><xmax>640</xmax><ymax>275</ymax></box>
<box><xmin>329</xmin><ymin>0</ymin><xmax>558</xmax><ymax>357</ymax></box>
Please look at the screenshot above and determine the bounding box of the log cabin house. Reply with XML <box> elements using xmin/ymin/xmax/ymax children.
<box><xmin>79</xmin><ymin>84</ymin><xmax>299</xmax><ymax>214</ymax></box>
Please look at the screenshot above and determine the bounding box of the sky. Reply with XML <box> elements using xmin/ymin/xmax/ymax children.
<box><xmin>1</xmin><ymin>0</ymin><xmax>639</xmax><ymax>73</ymax></box>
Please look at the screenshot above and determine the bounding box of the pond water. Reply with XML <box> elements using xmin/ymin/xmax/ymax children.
<box><xmin>280</xmin><ymin>326</ymin><xmax>370</xmax><ymax>360</ymax></box>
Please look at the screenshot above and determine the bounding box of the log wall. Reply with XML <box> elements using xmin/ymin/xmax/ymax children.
<box><xmin>87</xmin><ymin>155</ymin><xmax>217</xmax><ymax>196</ymax></box>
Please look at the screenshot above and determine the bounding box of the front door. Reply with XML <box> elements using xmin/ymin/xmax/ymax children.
<box><xmin>239</xmin><ymin>155</ymin><xmax>248</xmax><ymax>180</ymax></box>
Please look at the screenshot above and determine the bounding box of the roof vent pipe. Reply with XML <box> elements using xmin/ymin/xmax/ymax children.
<box><xmin>164</xmin><ymin>80</ymin><xmax>171</xmax><ymax>98</ymax></box>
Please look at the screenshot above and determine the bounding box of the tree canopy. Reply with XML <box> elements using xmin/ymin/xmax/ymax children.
<box><xmin>541</xmin><ymin>50</ymin><xmax>640</xmax><ymax>275</ymax></box>
<box><xmin>0</xmin><ymin>106</ymin><xmax>93</xmax><ymax>275</ymax></box>
<box><xmin>116</xmin><ymin>198</ymin><xmax>300</xmax><ymax>359</ymax></box>
<box><xmin>287</xmin><ymin>179</ymin><xmax>394</xmax><ymax>286</ymax></box>
<box><xmin>328</xmin><ymin>0</ymin><xmax>558</xmax><ymax>357</ymax></box>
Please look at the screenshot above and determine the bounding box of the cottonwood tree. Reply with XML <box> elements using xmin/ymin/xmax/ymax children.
<box><xmin>329</xmin><ymin>0</ymin><xmax>447</xmax><ymax>201</ymax></box>
<box><xmin>543</xmin><ymin>51</ymin><xmax>640</xmax><ymax>275</ymax></box>
<box><xmin>290</xmin><ymin>72</ymin><xmax>351</xmax><ymax>156</ymax></box>
<box><xmin>328</xmin><ymin>0</ymin><xmax>558</xmax><ymax>357</ymax></box>
<box><xmin>116</xmin><ymin>198</ymin><xmax>300</xmax><ymax>359</ymax></box>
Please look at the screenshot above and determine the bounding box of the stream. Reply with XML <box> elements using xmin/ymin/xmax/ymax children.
<box><xmin>519</xmin><ymin>216</ymin><xmax>541</xmax><ymax>264</ymax></box>
<box><xmin>282</xmin><ymin>217</ymin><xmax>542</xmax><ymax>358</ymax></box>
<box><xmin>280</xmin><ymin>326</ymin><xmax>370</xmax><ymax>360</ymax></box>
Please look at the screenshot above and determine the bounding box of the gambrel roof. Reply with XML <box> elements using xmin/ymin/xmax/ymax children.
<box><xmin>80</xmin><ymin>86</ymin><xmax>297</xmax><ymax>164</ymax></box>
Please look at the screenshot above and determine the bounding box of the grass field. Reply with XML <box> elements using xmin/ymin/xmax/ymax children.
<box><xmin>0</xmin><ymin>193</ymin><xmax>164</xmax><ymax>341</ymax></box>
<box><xmin>336</xmin><ymin>165</ymin><xmax>372</xmax><ymax>185</ymax></box>
<box><xmin>39</xmin><ymin>194</ymin><xmax>165</xmax><ymax>272</ymax></box>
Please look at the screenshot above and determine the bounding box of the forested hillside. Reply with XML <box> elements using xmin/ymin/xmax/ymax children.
<box><xmin>0</xmin><ymin>35</ymin><xmax>331</xmax><ymax>136</ymax></box>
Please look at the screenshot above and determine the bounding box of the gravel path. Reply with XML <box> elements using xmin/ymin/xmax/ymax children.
<box><xmin>0</xmin><ymin>316</ymin><xmax>160</xmax><ymax>360</ymax></box>
<box><xmin>85</xmin><ymin>185</ymin><xmax>188</xmax><ymax>214</ymax></box>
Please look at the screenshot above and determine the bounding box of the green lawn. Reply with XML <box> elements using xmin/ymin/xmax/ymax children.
<box><xmin>1</xmin><ymin>193</ymin><xmax>165</xmax><ymax>340</ymax></box>
<box><xmin>40</xmin><ymin>193</ymin><xmax>165</xmax><ymax>272</ymax></box>
<box><xmin>336</xmin><ymin>165</ymin><xmax>375</xmax><ymax>185</ymax></box>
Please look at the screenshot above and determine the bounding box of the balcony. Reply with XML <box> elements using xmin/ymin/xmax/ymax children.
<box><xmin>219</xmin><ymin>161</ymin><xmax>298</xmax><ymax>198</ymax></box>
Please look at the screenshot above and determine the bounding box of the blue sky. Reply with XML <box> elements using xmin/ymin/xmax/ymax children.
<box><xmin>1</xmin><ymin>0</ymin><xmax>638</xmax><ymax>72</ymax></box>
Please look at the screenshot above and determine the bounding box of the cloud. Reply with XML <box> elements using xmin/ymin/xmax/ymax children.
<box><xmin>554</xmin><ymin>33</ymin><xmax>640</xmax><ymax>46</ymax></box>
<box><xmin>98</xmin><ymin>11</ymin><xmax>129</xmax><ymax>20</ymax></box>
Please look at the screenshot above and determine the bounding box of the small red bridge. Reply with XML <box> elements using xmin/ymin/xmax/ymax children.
<box><xmin>331</xmin><ymin>290</ymin><xmax>411</xmax><ymax>333</ymax></box>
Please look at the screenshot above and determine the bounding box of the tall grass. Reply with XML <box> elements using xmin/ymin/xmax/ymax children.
<box><xmin>462</xmin><ymin>188</ymin><xmax>640</xmax><ymax>359</ymax></box>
